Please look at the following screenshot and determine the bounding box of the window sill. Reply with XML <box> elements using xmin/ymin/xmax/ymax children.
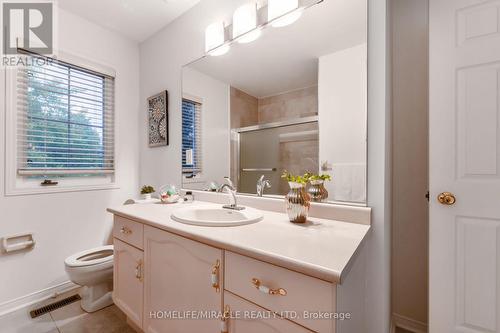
<box><xmin>5</xmin><ymin>183</ymin><xmax>120</xmax><ymax>197</ymax></box>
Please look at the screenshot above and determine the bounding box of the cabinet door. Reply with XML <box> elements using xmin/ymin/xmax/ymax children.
<box><xmin>113</xmin><ymin>238</ymin><xmax>144</xmax><ymax>329</ymax></box>
<box><xmin>143</xmin><ymin>226</ymin><xmax>223</xmax><ymax>333</ymax></box>
<box><xmin>224</xmin><ymin>292</ymin><xmax>313</xmax><ymax>333</ymax></box>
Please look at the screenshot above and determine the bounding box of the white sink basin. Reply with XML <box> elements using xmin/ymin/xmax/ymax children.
<box><xmin>171</xmin><ymin>205</ymin><xmax>264</xmax><ymax>227</ymax></box>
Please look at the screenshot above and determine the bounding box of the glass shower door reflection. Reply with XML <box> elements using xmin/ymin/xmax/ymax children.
<box><xmin>238</xmin><ymin>122</ymin><xmax>319</xmax><ymax>196</ymax></box>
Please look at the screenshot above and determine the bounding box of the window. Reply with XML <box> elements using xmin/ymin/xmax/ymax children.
<box><xmin>16</xmin><ymin>51</ymin><xmax>115</xmax><ymax>177</ymax></box>
<box><xmin>182</xmin><ymin>99</ymin><xmax>202</xmax><ymax>174</ymax></box>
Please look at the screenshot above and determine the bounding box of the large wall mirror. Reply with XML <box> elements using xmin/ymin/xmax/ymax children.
<box><xmin>181</xmin><ymin>0</ymin><xmax>367</xmax><ymax>205</ymax></box>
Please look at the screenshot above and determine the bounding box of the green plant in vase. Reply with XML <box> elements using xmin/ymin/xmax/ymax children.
<box><xmin>140</xmin><ymin>185</ymin><xmax>155</xmax><ymax>200</ymax></box>
<box><xmin>306</xmin><ymin>173</ymin><xmax>332</xmax><ymax>202</ymax></box>
<box><xmin>281</xmin><ymin>171</ymin><xmax>311</xmax><ymax>223</ymax></box>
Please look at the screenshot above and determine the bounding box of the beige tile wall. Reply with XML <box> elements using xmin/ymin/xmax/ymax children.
<box><xmin>258</xmin><ymin>86</ymin><xmax>318</xmax><ymax>123</ymax></box>
<box><xmin>230</xmin><ymin>85</ymin><xmax>319</xmax><ymax>128</ymax></box>
<box><xmin>230</xmin><ymin>87</ymin><xmax>258</xmax><ymax>129</ymax></box>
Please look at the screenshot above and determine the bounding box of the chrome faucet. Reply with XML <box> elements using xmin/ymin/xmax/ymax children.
<box><xmin>256</xmin><ymin>175</ymin><xmax>271</xmax><ymax>197</ymax></box>
<box><xmin>218</xmin><ymin>177</ymin><xmax>245</xmax><ymax>210</ymax></box>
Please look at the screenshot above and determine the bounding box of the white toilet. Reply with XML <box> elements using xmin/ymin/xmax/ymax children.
<box><xmin>65</xmin><ymin>245</ymin><xmax>114</xmax><ymax>313</ymax></box>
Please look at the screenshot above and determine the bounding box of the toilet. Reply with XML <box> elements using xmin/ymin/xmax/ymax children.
<box><xmin>65</xmin><ymin>245</ymin><xmax>114</xmax><ymax>313</ymax></box>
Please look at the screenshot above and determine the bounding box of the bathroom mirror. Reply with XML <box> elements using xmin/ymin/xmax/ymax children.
<box><xmin>181</xmin><ymin>0</ymin><xmax>367</xmax><ymax>205</ymax></box>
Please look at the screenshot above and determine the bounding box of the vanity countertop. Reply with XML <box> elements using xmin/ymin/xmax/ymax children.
<box><xmin>107</xmin><ymin>201</ymin><xmax>370</xmax><ymax>284</ymax></box>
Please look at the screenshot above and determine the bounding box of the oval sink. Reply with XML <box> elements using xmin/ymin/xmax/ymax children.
<box><xmin>171</xmin><ymin>205</ymin><xmax>264</xmax><ymax>227</ymax></box>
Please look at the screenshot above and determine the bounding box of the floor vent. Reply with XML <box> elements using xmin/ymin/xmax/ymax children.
<box><xmin>30</xmin><ymin>294</ymin><xmax>81</xmax><ymax>318</ymax></box>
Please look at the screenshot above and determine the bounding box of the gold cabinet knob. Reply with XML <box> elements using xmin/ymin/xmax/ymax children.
<box><xmin>438</xmin><ymin>192</ymin><xmax>456</xmax><ymax>205</ymax></box>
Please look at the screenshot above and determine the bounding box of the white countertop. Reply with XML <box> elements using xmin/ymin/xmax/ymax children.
<box><xmin>107</xmin><ymin>201</ymin><xmax>370</xmax><ymax>284</ymax></box>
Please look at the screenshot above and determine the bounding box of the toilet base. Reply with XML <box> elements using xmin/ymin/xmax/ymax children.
<box><xmin>80</xmin><ymin>281</ymin><xmax>113</xmax><ymax>313</ymax></box>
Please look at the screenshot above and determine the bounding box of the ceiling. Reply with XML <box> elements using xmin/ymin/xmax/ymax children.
<box><xmin>189</xmin><ymin>0</ymin><xmax>367</xmax><ymax>98</ymax></box>
<box><xmin>58</xmin><ymin>0</ymin><xmax>201</xmax><ymax>42</ymax></box>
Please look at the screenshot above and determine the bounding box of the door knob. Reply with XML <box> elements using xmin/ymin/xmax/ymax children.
<box><xmin>438</xmin><ymin>192</ymin><xmax>456</xmax><ymax>205</ymax></box>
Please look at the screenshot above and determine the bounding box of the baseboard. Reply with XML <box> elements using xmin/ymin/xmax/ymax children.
<box><xmin>391</xmin><ymin>313</ymin><xmax>428</xmax><ymax>333</ymax></box>
<box><xmin>0</xmin><ymin>281</ymin><xmax>79</xmax><ymax>317</ymax></box>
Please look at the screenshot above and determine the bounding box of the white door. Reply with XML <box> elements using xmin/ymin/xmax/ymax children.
<box><xmin>429</xmin><ymin>0</ymin><xmax>500</xmax><ymax>332</ymax></box>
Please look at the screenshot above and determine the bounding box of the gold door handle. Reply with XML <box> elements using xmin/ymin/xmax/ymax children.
<box><xmin>252</xmin><ymin>278</ymin><xmax>287</xmax><ymax>296</ymax></box>
<box><xmin>438</xmin><ymin>192</ymin><xmax>456</xmax><ymax>205</ymax></box>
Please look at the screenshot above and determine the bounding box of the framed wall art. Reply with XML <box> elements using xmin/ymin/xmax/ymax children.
<box><xmin>148</xmin><ymin>91</ymin><xmax>169</xmax><ymax>147</ymax></box>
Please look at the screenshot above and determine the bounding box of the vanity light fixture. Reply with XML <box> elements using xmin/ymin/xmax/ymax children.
<box><xmin>268</xmin><ymin>0</ymin><xmax>302</xmax><ymax>27</ymax></box>
<box><xmin>205</xmin><ymin>22</ymin><xmax>230</xmax><ymax>56</ymax></box>
<box><xmin>233</xmin><ymin>2</ymin><xmax>262</xmax><ymax>44</ymax></box>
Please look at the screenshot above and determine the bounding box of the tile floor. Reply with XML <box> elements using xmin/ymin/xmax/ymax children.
<box><xmin>0</xmin><ymin>290</ymin><xmax>136</xmax><ymax>333</ymax></box>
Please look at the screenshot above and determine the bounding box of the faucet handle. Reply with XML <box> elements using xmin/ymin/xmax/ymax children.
<box><xmin>224</xmin><ymin>177</ymin><xmax>235</xmax><ymax>188</ymax></box>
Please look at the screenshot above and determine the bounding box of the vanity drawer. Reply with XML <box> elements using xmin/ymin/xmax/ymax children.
<box><xmin>113</xmin><ymin>216</ymin><xmax>144</xmax><ymax>249</ymax></box>
<box><xmin>225</xmin><ymin>252</ymin><xmax>335</xmax><ymax>333</ymax></box>
<box><xmin>224</xmin><ymin>291</ymin><xmax>313</xmax><ymax>333</ymax></box>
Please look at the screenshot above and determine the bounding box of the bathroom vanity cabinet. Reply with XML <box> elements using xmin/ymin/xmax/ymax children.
<box><xmin>112</xmin><ymin>215</ymin><xmax>336</xmax><ymax>333</ymax></box>
<box><xmin>108</xmin><ymin>201</ymin><xmax>371</xmax><ymax>333</ymax></box>
<box><xmin>142</xmin><ymin>225</ymin><xmax>223</xmax><ymax>333</ymax></box>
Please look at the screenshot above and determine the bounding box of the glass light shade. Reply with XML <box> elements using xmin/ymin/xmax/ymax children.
<box><xmin>268</xmin><ymin>0</ymin><xmax>301</xmax><ymax>27</ymax></box>
<box><xmin>233</xmin><ymin>3</ymin><xmax>260</xmax><ymax>43</ymax></box>
<box><xmin>205</xmin><ymin>22</ymin><xmax>226</xmax><ymax>53</ymax></box>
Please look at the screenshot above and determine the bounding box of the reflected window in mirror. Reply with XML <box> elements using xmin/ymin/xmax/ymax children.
<box><xmin>182</xmin><ymin>98</ymin><xmax>202</xmax><ymax>177</ymax></box>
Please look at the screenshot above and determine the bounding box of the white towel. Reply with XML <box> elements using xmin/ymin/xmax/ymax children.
<box><xmin>327</xmin><ymin>163</ymin><xmax>366</xmax><ymax>202</ymax></box>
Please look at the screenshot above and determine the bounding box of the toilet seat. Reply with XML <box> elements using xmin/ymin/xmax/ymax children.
<box><xmin>65</xmin><ymin>245</ymin><xmax>113</xmax><ymax>268</ymax></box>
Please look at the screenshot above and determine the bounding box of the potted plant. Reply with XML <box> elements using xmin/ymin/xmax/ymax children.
<box><xmin>140</xmin><ymin>185</ymin><xmax>155</xmax><ymax>200</ymax></box>
<box><xmin>281</xmin><ymin>171</ymin><xmax>311</xmax><ymax>223</ymax></box>
<box><xmin>306</xmin><ymin>173</ymin><xmax>332</xmax><ymax>202</ymax></box>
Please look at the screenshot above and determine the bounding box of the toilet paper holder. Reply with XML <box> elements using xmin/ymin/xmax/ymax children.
<box><xmin>1</xmin><ymin>233</ymin><xmax>36</xmax><ymax>253</ymax></box>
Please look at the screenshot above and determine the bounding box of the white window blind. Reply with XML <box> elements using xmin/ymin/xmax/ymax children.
<box><xmin>182</xmin><ymin>99</ymin><xmax>202</xmax><ymax>174</ymax></box>
<box><xmin>16</xmin><ymin>51</ymin><xmax>115</xmax><ymax>176</ymax></box>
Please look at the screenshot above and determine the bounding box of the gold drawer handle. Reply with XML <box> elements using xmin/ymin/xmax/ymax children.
<box><xmin>211</xmin><ymin>260</ymin><xmax>220</xmax><ymax>292</ymax></box>
<box><xmin>220</xmin><ymin>305</ymin><xmax>230</xmax><ymax>333</ymax></box>
<box><xmin>120</xmin><ymin>226</ymin><xmax>132</xmax><ymax>235</ymax></box>
<box><xmin>252</xmin><ymin>278</ymin><xmax>287</xmax><ymax>296</ymax></box>
<box><xmin>135</xmin><ymin>260</ymin><xmax>143</xmax><ymax>282</ymax></box>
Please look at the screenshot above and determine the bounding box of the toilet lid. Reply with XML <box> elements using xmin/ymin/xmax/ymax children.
<box><xmin>65</xmin><ymin>245</ymin><xmax>114</xmax><ymax>267</ymax></box>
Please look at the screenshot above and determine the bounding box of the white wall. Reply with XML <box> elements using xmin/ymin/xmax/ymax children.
<box><xmin>391</xmin><ymin>0</ymin><xmax>428</xmax><ymax>330</ymax></box>
<box><xmin>139</xmin><ymin>1</ymin><xmax>391</xmax><ymax>333</ymax></box>
<box><xmin>182</xmin><ymin>67</ymin><xmax>230</xmax><ymax>189</ymax></box>
<box><xmin>139</xmin><ymin>0</ymin><xmax>252</xmax><ymax>190</ymax></box>
<box><xmin>319</xmin><ymin>43</ymin><xmax>367</xmax><ymax>203</ymax></box>
<box><xmin>0</xmin><ymin>8</ymin><xmax>140</xmax><ymax>309</ymax></box>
